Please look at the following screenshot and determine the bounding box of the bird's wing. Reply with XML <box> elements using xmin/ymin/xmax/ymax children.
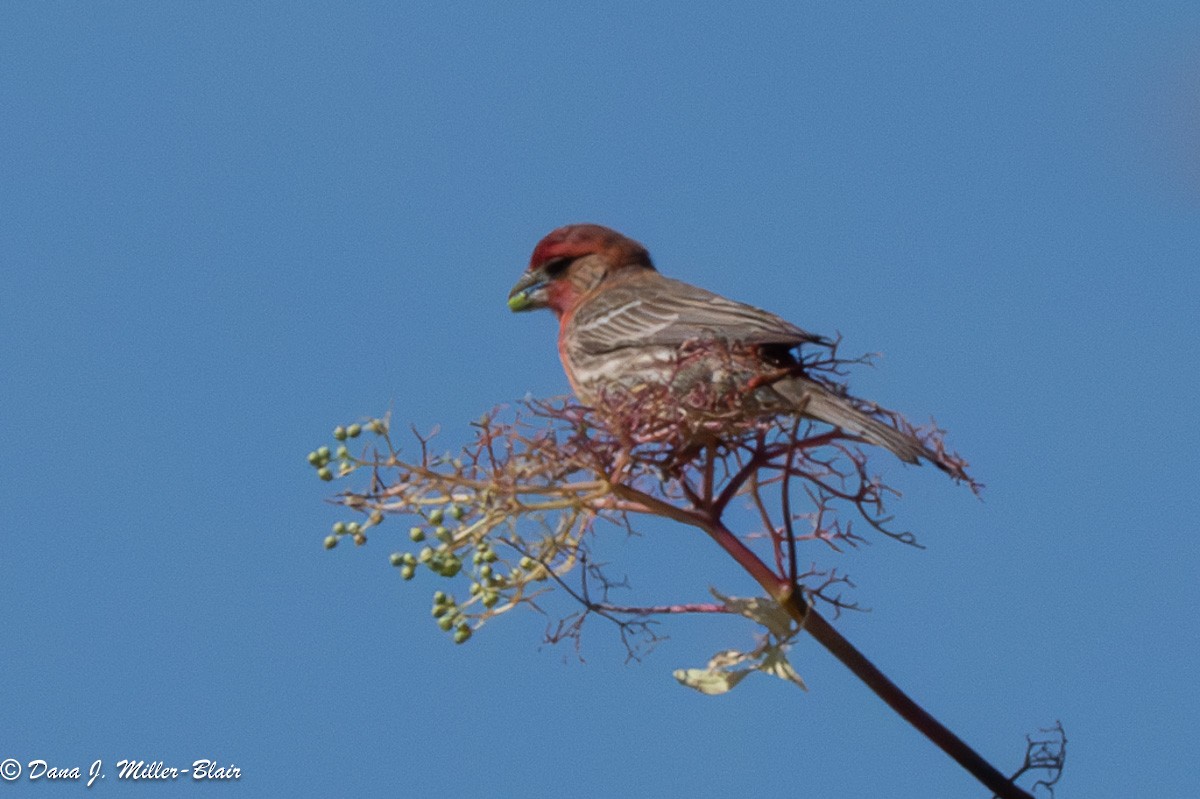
<box><xmin>570</xmin><ymin>274</ymin><xmax>830</xmax><ymax>355</ymax></box>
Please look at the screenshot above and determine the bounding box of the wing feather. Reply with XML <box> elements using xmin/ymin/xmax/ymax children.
<box><xmin>570</xmin><ymin>275</ymin><xmax>829</xmax><ymax>355</ymax></box>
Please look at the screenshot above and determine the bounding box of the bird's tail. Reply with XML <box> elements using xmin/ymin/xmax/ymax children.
<box><xmin>773</xmin><ymin>379</ymin><xmax>933</xmax><ymax>466</ymax></box>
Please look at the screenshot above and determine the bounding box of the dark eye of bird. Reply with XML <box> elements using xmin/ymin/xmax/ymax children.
<box><xmin>543</xmin><ymin>256</ymin><xmax>573</xmax><ymax>276</ymax></box>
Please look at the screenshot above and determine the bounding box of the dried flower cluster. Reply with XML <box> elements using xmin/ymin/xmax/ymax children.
<box><xmin>307</xmin><ymin>338</ymin><xmax>1066</xmax><ymax>799</ymax></box>
<box><xmin>308</xmin><ymin>339</ymin><xmax>975</xmax><ymax>690</ymax></box>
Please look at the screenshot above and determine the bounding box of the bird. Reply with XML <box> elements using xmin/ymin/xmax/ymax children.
<box><xmin>507</xmin><ymin>223</ymin><xmax>940</xmax><ymax>467</ymax></box>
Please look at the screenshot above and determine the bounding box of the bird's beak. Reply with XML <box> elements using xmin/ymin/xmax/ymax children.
<box><xmin>507</xmin><ymin>269</ymin><xmax>549</xmax><ymax>312</ymax></box>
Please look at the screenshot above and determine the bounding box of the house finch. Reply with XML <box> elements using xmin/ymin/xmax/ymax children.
<box><xmin>508</xmin><ymin>223</ymin><xmax>939</xmax><ymax>466</ymax></box>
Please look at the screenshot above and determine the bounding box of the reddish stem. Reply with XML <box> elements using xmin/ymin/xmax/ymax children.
<box><xmin>606</xmin><ymin>466</ymin><xmax>1030</xmax><ymax>797</ymax></box>
<box><xmin>792</xmin><ymin>601</ymin><xmax>1033</xmax><ymax>799</ymax></box>
<box><xmin>698</xmin><ymin>506</ymin><xmax>1030</xmax><ymax>799</ymax></box>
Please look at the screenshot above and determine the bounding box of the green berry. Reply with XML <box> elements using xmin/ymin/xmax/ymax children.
<box><xmin>449</xmin><ymin>504</ymin><xmax>465</xmax><ymax>520</ymax></box>
<box><xmin>369</xmin><ymin>419</ymin><xmax>387</xmax><ymax>434</ymax></box>
<box><xmin>333</xmin><ymin>426</ymin><xmax>347</xmax><ymax>441</ymax></box>
<box><xmin>390</xmin><ymin>552</ymin><xmax>404</xmax><ymax>567</ymax></box>
<box><xmin>317</xmin><ymin>467</ymin><xmax>333</xmax><ymax>481</ymax></box>
<box><xmin>409</xmin><ymin>527</ymin><xmax>426</xmax><ymax>542</ymax></box>
<box><xmin>469</xmin><ymin>581</ymin><xmax>481</xmax><ymax>595</ymax></box>
<box><xmin>347</xmin><ymin>423</ymin><xmax>362</xmax><ymax>438</ymax></box>
<box><xmin>428</xmin><ymin>508</ymin><xmax>444</xmax><ymax>525</ymax></box>
<box><xmin>401</xmin><ymin>553</ymin><xmax>417</xmax><ymax>566</ymax></box>
<box><xmin>400</xmin><ymin>565</ymin><xmax>415</xmax><ymax>580</ymax></box>
<box><xmin>336</xmin><ymin>445</ymin><xmax>349</xmax><ymax>459</ymax></box>
<box><xmin>369</xmin><ymin>510</ymin><xmax>384</xmax><ymax>526</ymax></box>
<box><xmin>418</xmin><ymin>547</ymin><xmax>434</xmax><ymax>563</ymax></box>
<box><xmin>433</xmin><ymin>591</ymin><xmax>448</xmax><ymax>605</ymax></box>
<box><xmin>317</xmin><ymin>446</ymin><xmax>331</xmax><ymax>462</ymax></box>
<box><xmin>332</xmin><ymin>521</ymin><xmax>347</xmax><ymax>535</ymax></box>
<box><xmin>323</xmin><ymin>535</ymin><xmax>338</xmax><ymax>550</ymax></box>
<box><xmin>482</xmin><ymin>549</ymin><xmax>498</xmax><ymax>563</ymax></box>
<box><xmin>432</xmin><ymin>604</ymin><xmax>449</xmax><ymax>618</ymax></box>
<box><xmin>453</xmin><ymin>626</ymin><xmax>472</xmax><ymax>644</ymax></box>
<box><xmin>482</xmin><ymin>592</ymin><xmax>499</xmax><ymax>608</ymax></box>
<box><xmin>519</xmin><ymin>556</ymin><xmax>536</xmax><ymax>570</ymax></box>
<box><xmin>479</xmin><ymin>564</ymin><xmax>493</xmax><ymax>579</ymax></box>
<box><xmin>441</xmin><ymin>557</ymin><xmax>462</xmax><ymax>578</ymax></box>
<box><xmin>437</xmin><ymin>615</ymin><xmax>455</xmax><ymax>631</ymax></box>
<box><xmin>307</xmin><ymin>451</ymin><xmax>322</xmax><ymax>466</ymax></box>
<box><xmin>434</xmin><ymin>526</ymin><xmax>452</xmax><ymax>543</ymax></box>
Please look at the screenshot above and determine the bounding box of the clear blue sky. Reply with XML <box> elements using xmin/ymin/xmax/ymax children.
<box><xmin>3</xmin><ymin>4</ymin><xmax>1198</xmax><ymax>797</ymax></box>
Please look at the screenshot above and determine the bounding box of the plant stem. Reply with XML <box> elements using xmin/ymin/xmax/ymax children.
<box><xmin>704</xmin><ymin>516</ymin><xmax>1032</xmax><ymax>799</ymax></box>
<box><xmin>790</xmin><ymin>599</ymin><xmax>1033</xmax><ymax>799</ymax></box>
<box><xmin>609</xmin><ymin>481</ymin><xmax>1030</xmax><ymax>797</ymax></box>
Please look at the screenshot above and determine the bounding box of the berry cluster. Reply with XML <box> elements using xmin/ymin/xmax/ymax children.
<box><xmin>307</xmin><ymin>410</ymin><xmax>603</xmax><ymax>648</ymax></box>
<box><xmin>306</xmin><ymin>419</ymin><xmax>384</xmax><ymax>482</ymax></box>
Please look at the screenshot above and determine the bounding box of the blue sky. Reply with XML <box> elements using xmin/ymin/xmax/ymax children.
<box><xmin>3</xmin><ymin>3</ymin><xmax>1198</xmax><ymax>797</ymax></box>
